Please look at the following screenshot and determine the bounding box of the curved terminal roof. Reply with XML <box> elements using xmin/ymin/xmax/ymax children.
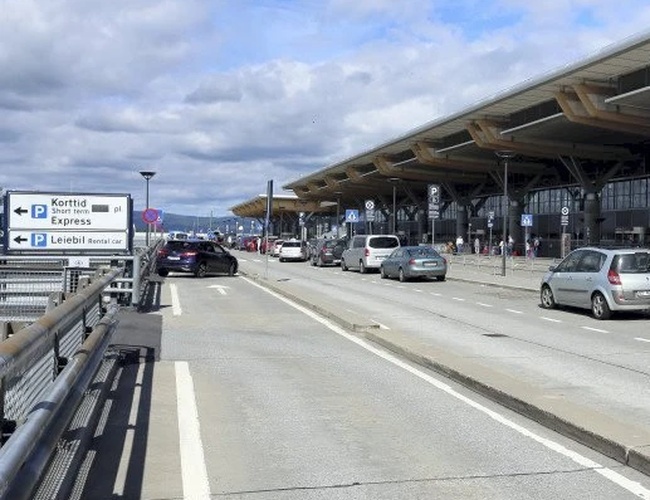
<box><xmin>233</xmin><ymin>30</ymin><xmax>650</xmax><ymax>217</ymax></box>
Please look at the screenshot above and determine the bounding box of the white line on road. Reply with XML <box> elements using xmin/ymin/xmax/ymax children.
<box><xmin>635</xmin><ymin>337</ymin><xmax>650</xmax><ymax>343</ymax></box>
<box><xmin>505</xmin><ymin>308</ymin><xmax>523</xmax><ymax>314</ymax></box>
<box><xmin>415</xmin><ymin>289</ymin><xmax>423</xmax><ymax>293</ymax></box>
<box><xmin>176</xmin><ymin>361</ymin><xmax>211</xmax><ymax>500</ymax></box>
<box><xmin>170</xmin><ymin>284</ymin><xmax>183</xmax><ymax>316</ymax></box>
<box><xmin>541</xmin><ymin>317</ymin><xmax>562</xmax><ymax>323</ymax></box>
<box><xmin>243</xmin><ymin>276</ymin><xmax>650</xmax><ymax>499</ymax></box>
<box><xmin>476</xmin><ymin>302</ymin><xmax>493</xmax><ymax>308</ymax></box>
<box><xmin>430</xmin><ymin>292</ymin><xmax>441</xmax><ymax>297</ymax></box>
<box><xmin>582</xmin><ymin>326</ymin><xmax>609</xmax><ymax>334</ymax></box>
<box><xmin>452</xmin><ymin>297</ymin><xmax>465</xmax><ymax>302</ymax></box>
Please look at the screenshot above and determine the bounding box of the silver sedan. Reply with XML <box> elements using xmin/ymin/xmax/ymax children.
<box><xmin>380</xmin><ymin>246</ymin><xmax>447</xmax><ymax>282</ymax></box>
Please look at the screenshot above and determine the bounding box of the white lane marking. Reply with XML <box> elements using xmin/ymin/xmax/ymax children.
<box><xmin>208</xmin><ymin>285</ymin><xmax>228</xmax><ymax>295</ymax></box>
<box><xmin>170</xmin><ymin>283</ymin><xmax>183</xmax><ymax>316</ymax></box>
<box><xmin>243</xmin><ymin>276</ymin><xmax>650</xmax><ymax>498</ymax></box>
<box><xmin>113</xmin><ymin>359</ymin><xmax>145</xmax><ymax>496</ymax></box>
<box><xmin>506</xmin><ymin>308</ymin><xmax>523</xmax><ymax>314</ymax></box>
<box><xmin>371</xmin><ymin>320</ymin><xmax>390</xmax><ymax>330</ymax></box>
<box><xmin>452</xmin><ymin>297</ymin><xmax>465</xmax><ymax>302</ymax></box>
<box><xmin>476</xmin><ymin>302</ymin><xmax>493</xmax><ymax>308</ymax></box>
<box><xmin>582</xmin><ymin>326</ymin><xmax>609</xmax><ymax>334</ymax></box>
<box><xmin>430</xmin><ymin>292</ymin><xmax>442</xmax><ymax>297</ymax></box>
<box><xmin>541</xmin><ymin>317</ymin><xmax>562</xmax><ymax>323</ymax></box>
<box><xmin>176</xmin><ymin>361</ymin><xmax>211</xmax><ymax>500</ymax></box>
<box><xmin>397</xmin><ymin>285</ymin><xmax>406</xmax><ymax>289</ymax></box>
<box><xmin>415</xmin><ymin>289</ymin><xmax>423</xmax><ymax>293</ymax></box>
<box><xmin>635</xmin><ymin>337</ymin><xmax>650</xmax><ymax>343</ymax></box>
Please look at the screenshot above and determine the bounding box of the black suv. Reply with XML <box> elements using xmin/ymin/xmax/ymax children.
<box><xmin>156</xmin><ymin>240</ymin><xmax>238</xmax><ymax>278</ymax></box>
<box><xmin>310</xmin><ymin>238</ymin><xmax>347</xmax><ymax>267</ymax></box>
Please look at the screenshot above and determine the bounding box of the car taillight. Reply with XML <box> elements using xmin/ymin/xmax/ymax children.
<box><xmin>158</xmin><ymin>249</ymin><xmax>168</xmax><ymax>256</ymax></box>
<box><xmin>408</xmin><ymin>258</ymin><xmax>416</xmax><ymax>265</ymax></box>
<box><xmin>181</xmin><ymin>251</ymin><xmax>198</xmax><ymax>258</ymax></box>
<box><xmin>607</xmin><ymin>269</ymin><xmax>621</xmax><ymax>285</ymax></box>
<box><xmin>364</xmin><ymin>248</ymin><xmax>370</xmax><ymax>257</ymax></box>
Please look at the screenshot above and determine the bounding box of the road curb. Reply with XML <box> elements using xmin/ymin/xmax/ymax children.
<box><xmin>240</xmin><ymin>270</ymin><xmax>379</xmax><ymax>333</ymax></box>
<box><xmin>364</xmin><ymin>330</ymin><xmax>650</xmax><ymax>476</ymax></box>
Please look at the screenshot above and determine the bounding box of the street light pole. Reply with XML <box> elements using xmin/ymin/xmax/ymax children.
<box><xmin>139</xmin><ymin>170</ymin><xmax>156</xmax><ymax>246</ymax></box>
<box><xmin>334</xmin><ymin>191</ymin><xmax>342</xmax><ymax>238</ymax></box>
<box><xmin>388</xmin><ymin>178</ymin><xmax>400</xmax><ymax>234</ymax></box>
<box><xmin>495</xmin><ymin>152</ymin><xmax>514</xmax><ymax>277</ymax></box>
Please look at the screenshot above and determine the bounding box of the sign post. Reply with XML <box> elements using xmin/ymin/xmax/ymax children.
<box><xmin>560</xmin><ymin>206</ymin><xmax>570</xmax><ymax>258</ymax></box>
<box><xmin>428</xmin><ymin>184</ymin><xmax>440</xmax><ymax>246</ymax></box>
<box><xmin>365</xmin><ymin>200</ymin><xmax>375</xmax><ymax>235</ymax></box>
<box><xmin>521</xmin><ymin>213</ymin><xmax>533</xmax><ymax>259</ymax></box>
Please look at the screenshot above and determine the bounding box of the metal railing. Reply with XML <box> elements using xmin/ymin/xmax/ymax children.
<box><xmin>0</xmin><ymin>239</ymin><xmax>164</xmax><ymax>322</ymax></box>
<box><xmin>0</xmin><ymin>266</ymin><xmax>123</xmax><ymax>499</ymax></box>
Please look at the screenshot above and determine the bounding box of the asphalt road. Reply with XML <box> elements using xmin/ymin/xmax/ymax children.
<box><xmin>78</xmin><ymin>259</ymin><xmax>650</xmax><ymax>499</ymax></box>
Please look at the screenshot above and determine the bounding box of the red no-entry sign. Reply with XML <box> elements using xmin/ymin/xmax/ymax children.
<box><xmin>142</xmin><ymin>208</ymin><xmax>159</xmax><ymax>224</ymax></box>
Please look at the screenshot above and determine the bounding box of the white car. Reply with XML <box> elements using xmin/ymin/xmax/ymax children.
<box><xmin>279</xmin><ymin>240</ymin><xmax>307</xmax><ymax>262</ymax></box>
<box><xmin>341</xmin><ymin>235</ymin><xmax>400</xmax><ymax>273</ymax></box>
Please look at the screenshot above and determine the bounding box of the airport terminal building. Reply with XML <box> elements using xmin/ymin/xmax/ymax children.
<box><xmin>232</xmin><ymin>30</ymin><xmax>650</xmax><ymax>258</ymax></box>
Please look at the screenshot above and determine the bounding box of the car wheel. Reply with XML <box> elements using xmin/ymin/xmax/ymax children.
<box><xmin>380</xmin><ymin>266</ymin><xmax>387</xmax><ymax>279</ymax></box>
<box><xmin>591</xmin><ymin>292</ymin><xmax>612</xmax><ymax>320</ymax></box>
<box><xmin>398</xmin><ymin>268</ymin><xmax>406</xmax><ymax>282</ymax></box>
<box><xmin>436</xmin><ymin>274</ymin><xmax>446</xmax><ymax>282</ymax></box>
<box><xmin>279</xmin><ymin>257</ymin><xmax>285</xmax><ymax>262</ymax></box>
<box><xmin>194</xmin><ymin>262</ymin><xmax>207</xmax><ymax>278</ymax></box>
<box><xmin>341</xmin><ymin>259</ymin><xmax>348</xmax><ymax>271</ymax></box>
<box><xmin>228</xmin><ymin>262</ymin><xmax>237</xmax><ymax>277</ymax></box>
<box><xmin>359</xmin><ymin>261</ymin><xmax>366</xmax><ymax>274</ymax></box>
<box><xmin>157</xmin><ymin>269</ymin><xmax>169</xmax><ymax>277</ymax></box>
<box><xmin>540</xmin><ymin>285</ymin><xmax>556</xmax><ymax>309</ymax></box>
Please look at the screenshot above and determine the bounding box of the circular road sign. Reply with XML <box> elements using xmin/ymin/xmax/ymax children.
<box><xmin>561</xmin><ymin>206</ymin><xmax>570</xmax><ymax>216</ymax></box>
<box><xmin>365</xmin><ymin>199</ymin><xmax>375</xmax><ymax>211</ymax></box>
<box><xmin>142</xmin><ymin>208</ymin><xmax>159</xmax><ymax>224</ymax></box>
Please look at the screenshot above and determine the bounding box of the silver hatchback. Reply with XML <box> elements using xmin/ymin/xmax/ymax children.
<box><xmin>540</xmin><ymin>247</ymin><xmax>650</xmax><ymax>319</ymax></box>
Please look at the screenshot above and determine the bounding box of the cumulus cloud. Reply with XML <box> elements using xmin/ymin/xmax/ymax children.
<box><xmin>1</xmin><ymin>0</ymin><xmax>650</xmax><ymax>216</ymax></box>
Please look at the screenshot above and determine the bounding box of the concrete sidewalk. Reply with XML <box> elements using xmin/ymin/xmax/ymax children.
<box><xmin>239</xmin><ymin>254</ymin><xmax>650</xmax><ymax>478</ymax></box>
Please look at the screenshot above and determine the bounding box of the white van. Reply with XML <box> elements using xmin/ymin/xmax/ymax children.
<box><xmin>341</xmin><ymin>235</ymin><xmax>400</xmax><ymax>273</ymax></box>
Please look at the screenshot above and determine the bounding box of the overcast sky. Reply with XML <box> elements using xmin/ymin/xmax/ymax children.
<box><xmin>2</xmin><ymin>1</ymin><xmax>650</xmax><ymax>217</ymax></box>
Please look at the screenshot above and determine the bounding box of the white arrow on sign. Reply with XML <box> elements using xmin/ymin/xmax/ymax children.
<box><xmin>207</xmin><ymin>284</ymin><xmax>230</xmax><ymax>295</ymax></box>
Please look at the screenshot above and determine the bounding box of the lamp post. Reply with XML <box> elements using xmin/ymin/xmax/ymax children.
<box><xmin>388</xmin><ymin>177</ymin><xmax>400</xmax><ymax>234</ymax></box>
<box><xmin>139</xmin><ymin>170</ymin><xmax>156</xmax><ymax>246</ymax></box>
<box><xmin>495</xmin><ymin>151</ymin><xmax>515</xmax><ymax>276</ymax></box>
<box><xmin>334</xmin><ymin>191</ymin><xmax>342</xmax><ymax>238</ymax></box>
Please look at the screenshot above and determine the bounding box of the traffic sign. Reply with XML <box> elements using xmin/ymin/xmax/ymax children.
<box><xmin>561</xmin><ymin>206</ymin><xmax>570</xmax><ymax>216</ymax></box>
<box><xmin>345</xmin><ymin>209</ymin><xmax>359</xmax><ymax>223</ymax></box>
<box><xmin>7</xmin><ymin>192</ymin><xmax>130</xmax><ymax>230</ymax></box>
<box><xmin>364</xmin><ymin>200</ymin><xmax>375</xmax><ymax>211</ymax></box>
<box><xmin>8</xmin><ymin>230</ymin><xmax>129</xmax><ymax>251</ymax></box>
<box><xmin>142</xmin><ymin>208</ymin><xmax>159</xmax><ymax>224</ymax></box>
<box><xmin>521</xmin><ymin>214</ymin><xmax>533</xmax><ymax>227</ymax></box>
<box><xmin>5</xmin><ymin>191</ymin><xmax>132</xmax><ymax>254</ymax></box>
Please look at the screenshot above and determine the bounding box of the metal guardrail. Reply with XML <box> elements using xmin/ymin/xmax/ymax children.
<box><xmin>0</xmin><ymin>266</ymin><xmax>123</xmax><ymax>499</ymax></box>
<box><xmin>0</xmin><ymin>239</ymin><xmax>164</xmax><ymax>322</ymax></box>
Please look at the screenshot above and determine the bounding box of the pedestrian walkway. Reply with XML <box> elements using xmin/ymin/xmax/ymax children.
<box><xmin>445</xmin><ymin>253</ymin><xmax>555</xmax><ymax>292</ymax></box>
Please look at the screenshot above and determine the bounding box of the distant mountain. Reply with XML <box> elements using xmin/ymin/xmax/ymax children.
<box><xmin>132</xmin><ymin>211</ymin><xmax>258</xmax><ymax>234</ymax></box>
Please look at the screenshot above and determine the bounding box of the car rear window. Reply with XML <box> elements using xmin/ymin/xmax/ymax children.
<box><xmin>407</xmin><ymin>247</ymin><xmax>440</xmax><ymax>258</ymax></box>
<box><xmin>613</xmin><ymin>252</ymin><xmax>650</xmax><ymax>273</ymax></box>
<box><xmin>165</xmin><ymin>241</ymin><xmax>197</xmax><ymax>251</ymax></box>
<box><xmin>369</xmin><ymin>237</ymin><xmax>399</xmax><ymax>249</ymax></box>
<box><xmin>282</xmin><ymin>241</ymin><xmax>301</xmax><ymax>248</ymax></box>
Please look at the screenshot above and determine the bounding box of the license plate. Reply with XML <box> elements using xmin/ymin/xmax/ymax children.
<box><xmin>636</xmin><ymin>290</ymin><xmax>650</xmax><ymax>298</ymax></box>
<box><xmin>376</xmin><ymin>256</ymin><xmax>385</xmax><ymax>261</ymax></box>
<box><xmin>423</xmin><ymin>262</ymin><xmax>438</xmax><ymax>267</ymax></box>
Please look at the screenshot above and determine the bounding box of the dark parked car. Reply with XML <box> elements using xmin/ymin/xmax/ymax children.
<box><xmin>310</xmin><ymin>238</ymin><xmax>347</xmax><ymax>267</ymax></box>
<box><xmin>156</xmin><ymin>240</ymin><xmax>238</xmax><ymax>278</ymax></box>
<box><xmin>380</xmin><ymin>245</ymin><xmax>447</xmax><ymax>282</ymax></box>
